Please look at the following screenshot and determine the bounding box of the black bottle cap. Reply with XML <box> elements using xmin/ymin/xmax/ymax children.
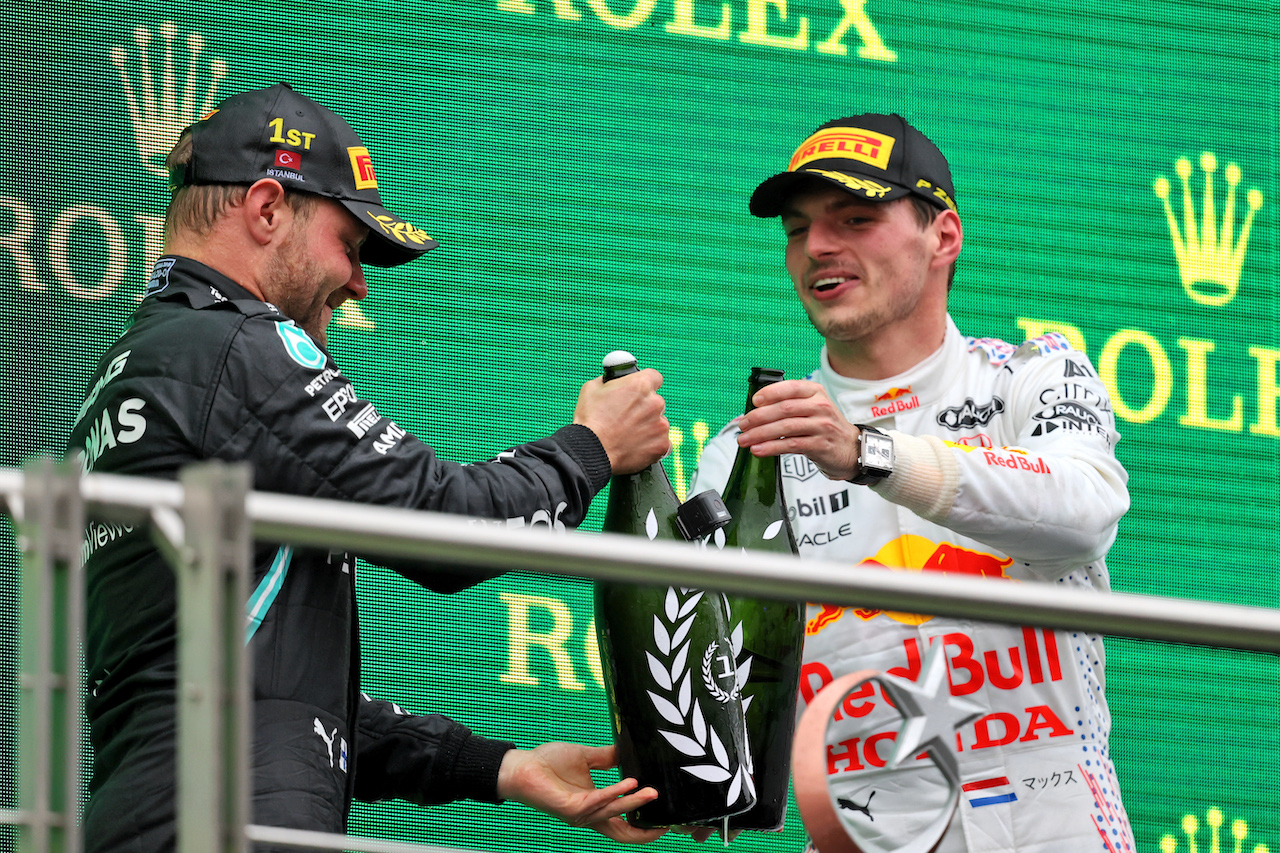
<box><xmin>675</xmin><ymin>490</ymin><xmax>733</xmax><ymax>540</ymax></box>
<box><xmin>745</xmin><ymin>368</ymin><xmax>786</xmax><ymax>413</ymax></box>
<box><xmin>750</xmin><ymin>367</ymin><xmax>785</xmax><ymax>385</ymax></box>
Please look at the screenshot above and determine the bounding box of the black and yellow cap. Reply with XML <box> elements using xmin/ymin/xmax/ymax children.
<box><xmin>750</xmin><ymin>114</ymin><xmax>957</xmax><ymax>218</ymax></box>
<box><xmin>171</xmin><ymin>83</ymin><xmax>437</xmax><ymax>267</ymax></box>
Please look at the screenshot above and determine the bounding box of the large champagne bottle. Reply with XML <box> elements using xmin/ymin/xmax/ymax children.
<box><xmin>714</xmin><ymin>367</ymin><xmax>806</xmax><ymax>832</ymax></box>
<box><xmin>594</xmin><ymin>351</ymin><xmax>755</xmax><ymax>827</ymax></box>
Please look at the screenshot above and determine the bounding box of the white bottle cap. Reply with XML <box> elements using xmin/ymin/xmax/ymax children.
<box><xmin>602</xmin><ymin>350</ymin><xmax>637</xmax><ymax>369</ymax></box>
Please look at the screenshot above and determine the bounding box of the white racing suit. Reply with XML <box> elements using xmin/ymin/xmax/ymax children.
<box><xmin>692</xmin><ymin>317</ymin><xmax>1135</xmax><ymax>853</ymax></box>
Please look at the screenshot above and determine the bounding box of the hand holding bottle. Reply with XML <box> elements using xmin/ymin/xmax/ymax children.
<box><xmin>712</xmin><ymin>367</ymin><xmax>806</xmax><ymax>833</ymax></box>
<box><xmin>734</xmin><ymin>378</ymin><xmax>860</xmax><ymax>480</ymax></box>
<box><xmin>594</xmin><ymin>351</ymin><xmax>754</xmax><ymax>829</ymax></box>
<box><xmin>573</xmin><ymin>368</ymin><xmax>670</xmax><ymax>475</ymax></box>
<box><xmin>496</xmin><ymin>743</ymin><xmax>669</xmax><ymax>843</ymax></box>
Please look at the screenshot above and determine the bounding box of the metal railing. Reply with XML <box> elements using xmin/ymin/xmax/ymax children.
<box><xmin>4</xmin><ymin>460</ymin><xmax>1279</xmax><ymax>852</ymax></box>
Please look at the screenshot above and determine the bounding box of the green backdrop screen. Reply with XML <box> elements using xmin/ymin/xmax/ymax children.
<box><xmin>1</xmin><ymin>0</ymin><xmax>1276</xmax><ymax>850</ymax></box>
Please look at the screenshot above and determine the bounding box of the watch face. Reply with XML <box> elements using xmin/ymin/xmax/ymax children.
<box><xmin>863</xmin><ymin>433</ymin><xmax>894</xmax><ymax>469</ymax></box>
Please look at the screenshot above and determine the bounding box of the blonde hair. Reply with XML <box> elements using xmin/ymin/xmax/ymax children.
<box><xmin>164</xmin><ymin>130</ymin><xmax>317</xmax><ymax>240</ymax></box>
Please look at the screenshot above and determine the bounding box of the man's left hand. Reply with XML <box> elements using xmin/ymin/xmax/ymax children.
<box><xmin>496</xmin><ymin>743</ymin><xmax>668</xmax><ymax>843</ymax></box>
<box><xmin>735</xmin><ymin>379</ymin><xmax>860</xmax><ymax>480</ymax></box>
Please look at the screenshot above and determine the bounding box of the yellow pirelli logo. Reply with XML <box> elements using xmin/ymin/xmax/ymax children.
<box><xmin>789</xmin><ymin>128</ymin><xmax>895</xmax><ymax>172</ymax></box>
<box><xmin>348</xmin><ymin>146</ymin><xmax>378</xmax><ymax>190</ymax></box>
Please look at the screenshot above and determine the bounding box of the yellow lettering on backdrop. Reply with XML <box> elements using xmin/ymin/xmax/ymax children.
<box><xmin>496</xmin><ymin>0</ymin><xmax>896</xmax><ymax>61</ymax></box>
<box><xmin>588</xmin><ymin>0</ymin><xmax>657</xmax><ymax>28</ymax></box>
<box><xmin>666</xmin><ymin>0</ymin><xmax>733</xmax><ymax>39</ymax></box>
<box><xmin>1017</xmin><ymin>317</ymin><xmax>1088</xmax><ymax>353</ymax></box>
<box><xmin>739</xmin><ymin>0</ymin><xmax>809</xmax><ymax>51</ymax></box>
<box><xmin>1248</xmin><ymin>347</ymin><xmax>1280</xmax><ymax>438</ymax></box>
<box><xmin>497</xmin><ymin>592</ymin><xmax>586</xmax><ymax>691</ymax></box>
<box><xmin>135</xmin><ymin>213</ymin><xmax>165</xmax><ymax>286</ymax></box>
<box><xmin>815</xmin><ymin>0</ymin><xmax>897</xmax><ymax>60</ymax></box>
<box><xmin>49</xmin><ymin>205</ymin><xmax>127</xmax><ymax>301</ymax></box>
<box><xmin>0</xmin><ymin>196</ymin><xmax>41</xmax><ymax>292</ymax></box>
<box><xmin>1178</xmin><ymin>338</ymin><xmax>1243</xmax><ymax>432</ymax></box>
<box><xmin>1098</xmin><ymin>329</ymin><xmax>1173</xmax><ymax>424</ymax></box>
<box><xmin>584</xmin><ymin>618</ymin><xmax>604</xmax><ymax>689</ymax></box>
<box><xmin>498</xmin><ymin>0</ymin><xmax>583</xmax><ymax>20</ymax></box>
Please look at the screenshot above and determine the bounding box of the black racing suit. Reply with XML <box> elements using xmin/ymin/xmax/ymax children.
<box><xmin>68</xmin><ymin>257</ymin><xmax>613</xmax><ymax>852</ymax></box>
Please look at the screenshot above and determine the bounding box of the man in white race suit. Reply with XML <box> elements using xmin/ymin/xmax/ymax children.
<box><xmin>690</xmin><ymin>114</ymin><xmax>1134</xmax><ymax>853</ymax></box>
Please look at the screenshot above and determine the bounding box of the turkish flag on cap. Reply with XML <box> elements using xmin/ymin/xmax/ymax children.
<box><xmin>274</xmin><ymin>150</ymin><xmax>301</xmax><ymax>169</ymax></box>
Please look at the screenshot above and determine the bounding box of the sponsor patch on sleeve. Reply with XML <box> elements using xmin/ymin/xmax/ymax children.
<box><xmin>275</xmin><ymin>320</ymin><xmax>328</xmax><ymax>370</ymax></box>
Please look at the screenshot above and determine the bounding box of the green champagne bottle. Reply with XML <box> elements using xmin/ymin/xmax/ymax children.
<box><xmin>713</xmin><ymin>367</ymin><xmax>805</xmax><ymax>832</ymax></box>
<box><xmin>594</xmin><ymin>351</ymin><xmax>756</xmax><ymax>827</ymax></box>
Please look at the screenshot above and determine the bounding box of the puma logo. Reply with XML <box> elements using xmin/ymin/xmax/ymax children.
<box><xmin>313</xmin><ymin>717</ymin><xmax>338</xmax><ymax>767</ymax></box>
<box><xmin>837</xmin><ymin>791</ymin><xmax>875</xmax><ymax>820</ymax></box>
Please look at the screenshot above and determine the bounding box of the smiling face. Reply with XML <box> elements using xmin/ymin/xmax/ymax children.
<box><xmin>261</xmin><ymin>198</ymin><xmax>369</xmax><ymax>345</ymax></box>
<box><xmin>781</xmin><ymin>185</ymin><xmax>943</xmax><ymax>348</ymax></box>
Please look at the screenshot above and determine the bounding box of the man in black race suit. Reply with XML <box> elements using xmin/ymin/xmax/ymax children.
<box><xmin>68</xmin><ymin>83</ymin><xmax>671</xmax><ymax>851</ymax></box>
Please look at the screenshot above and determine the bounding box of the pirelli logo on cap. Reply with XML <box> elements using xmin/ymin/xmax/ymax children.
<box><xmin>789</xmin><ymin>128</ymin><xmax>895</xmax><ymax>172</ymax></box>
<box><xmin>348</xmin><ymin>146</ymin><xmax>378</xmax><ymax>190</ymax></box>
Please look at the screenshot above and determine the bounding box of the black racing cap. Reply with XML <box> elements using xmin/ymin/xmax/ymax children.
<box><xmin>750</xmin><ymin>114</ymin><xmax>957</xmax><ymax>218</ymax></box>
<box><xmin>170</xmin><ymin>82</ymin><xmax>437</xmax><ymax>267</ymax></box>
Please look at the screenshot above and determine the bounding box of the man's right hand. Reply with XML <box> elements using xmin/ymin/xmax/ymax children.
<box><xmin>496</xmin><ymin>743</ymin><xmax>667</xmax><ymax>844</ymax></box>
<box><xmin>573</xmin><ymin>369</ymin><xmax>670</xmax><ymax>475</ymax></box>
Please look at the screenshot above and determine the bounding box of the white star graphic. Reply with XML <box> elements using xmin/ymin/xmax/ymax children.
<box><xmin>877</xmin><ymin>642</ymin><xmax>985</xmax><ymax>784</ymax></box>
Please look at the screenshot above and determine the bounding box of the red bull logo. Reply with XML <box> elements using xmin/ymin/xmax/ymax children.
<box><xmin>800</xmin><ymin>628</ymin><xmax>1073</xmax><ymax>765</ymax></box>
<box><xmin>873</xmin><ymin>386</ymin><xmax>912</xmax><ymax>401</ymax></box>
<box><xmin>805</xmin><ymin>535</ymin><xmax>1014</xmax><ymax>632</ymax></box>
<box><xmin>806</xmin><ymin>603</ymin><xmax>844</xmax><ymax>636</ymax></box>
<box><xmin>870</xmin><ymin>394</ymin><xmax>920</xmax><ymax>417</ymax></box>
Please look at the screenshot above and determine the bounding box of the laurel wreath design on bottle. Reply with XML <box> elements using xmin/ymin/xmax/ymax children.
<box><xmin>645</xmin><ymin>582</ymin><xmax>755</xmax><ymax>807</ymax></box>
<box><xmin>701</xmin><ymin>638</ymin><xmax>743</xmax><ymax>704</ymax></box>
<box><xmin>704</xmin><ymin>519</ymin><xmax>785</xmax><ymax>778</ymax></box>
<box><xmin>708</xmin><ymin>519</ymin><xmax>786</xmax><ymax>695</ymax></box>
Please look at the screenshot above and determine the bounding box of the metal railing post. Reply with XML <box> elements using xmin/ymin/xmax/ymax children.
<box><xmin>173</xmin><ymin>462</ymin><xmax>252</xmax><ymax>853</ymax></box>
<box><xmin>18</xmin><ymin>459</ymin><xmax>84</xmax><ymax>853</ymax></box>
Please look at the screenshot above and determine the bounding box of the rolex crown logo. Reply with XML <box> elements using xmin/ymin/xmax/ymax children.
<box><xmin>111</xmin><ymin>21</ymin><xmax>228</xmax><ymax>178</ymax></box>
<box><xmin>1153</xmin><ymin>152</ymin><xmax>1264</xmax><ymax>308</ymax></box>
<box><xmin>1158</xmin><ymin>806</ymin><xmax>1270</xmax><ymax>853</ymax></box>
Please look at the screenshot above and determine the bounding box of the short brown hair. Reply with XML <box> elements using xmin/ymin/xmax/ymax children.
<box><xmin>906</xmin><ymin>196</ymin><xmax>958</xmax><ymax>291</ymax></box>
<box><xmin>164</xmin><ymin>130</ymin><xmax>318</xmax><ymax>239</ymax></box>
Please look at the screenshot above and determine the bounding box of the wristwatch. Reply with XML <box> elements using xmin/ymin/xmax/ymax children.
<box><xmin>850</xmin><ymin>424</ymin><xmax>894</xmax><ymax>485</ymax></box>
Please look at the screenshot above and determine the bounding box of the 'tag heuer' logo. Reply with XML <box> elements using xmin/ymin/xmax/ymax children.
<box><xmin>348</xmin><ymin>146</ymin><xmax>378</xmax><ymax>189</ymax></box>
<box><xmin>806</xmin><ymin>534</ymin><xmax>1014</xmax><ymax>632</ymax></box>
<box><xmin>782</xmin><ymin>454</ymin><xmax>822</xmax><ymax>482</ymax></box>
<box><xmin>789</xmin><ymin>127</ymin><xmax>895</xmax><ymax>172</ymax></box>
